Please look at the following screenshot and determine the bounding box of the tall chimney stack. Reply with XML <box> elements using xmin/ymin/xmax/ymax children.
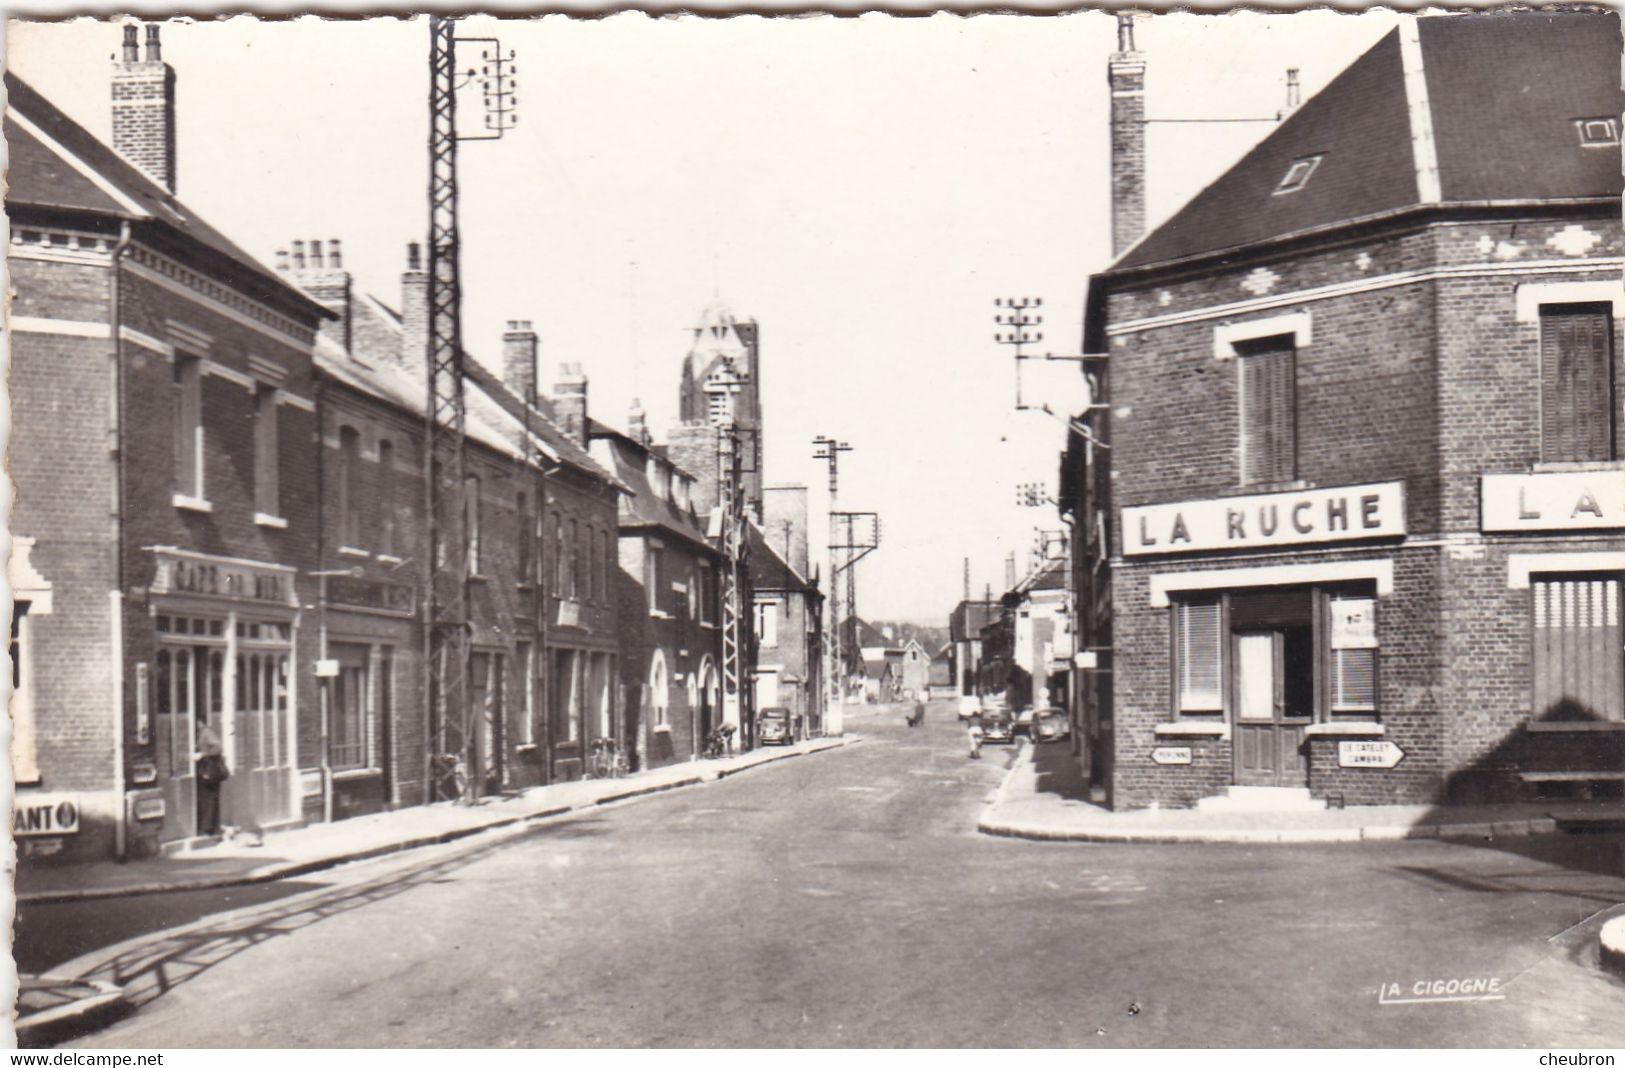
<box><xmin>399</xmin><ymin>242</ymin><xmax>429</xmax><ymax>375</ymax></box>
<box><xmin>627</xmin><ymin>398</ymin><xmax>651</xmax><ymax>446</ymax></box>
<box><xmin>1278</xmin><ymin>68</ymin><xmax>1302</xmax><ymax>121</ymax></box>
<box><xmin>1108</xmin><ymin>14</ymin><xmax>1146</xmax><ymax>257</ymax></box>
<box><xmin>112</xmin><ymin>22</ymin><xmax>177</xmax><ymax>193</ymax></box>
<box><xmin>502</xmin><ymin>321</ymin><xmax>539</xmax><ymax>406</ymax></box>
<box><xmin>553</xmin><ymin>363</ymin><xmax>589</xmax><ymax>447</ymax></box>
<box><xmin>278</xmin><ymin>235</ymin><xmax>353</xmax><ymax>354</ymax></box>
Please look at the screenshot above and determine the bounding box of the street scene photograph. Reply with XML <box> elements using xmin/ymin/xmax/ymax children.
<box><xmin>4</xmin><ymin>5</ymin><xmax>1625</xmax><ymax>1051</ymax></box>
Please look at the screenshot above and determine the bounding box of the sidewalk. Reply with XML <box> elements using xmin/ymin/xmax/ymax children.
<box><xmin>16</xmin><ymin>735</ymin><xmax>857</xmax><ymax>906</ymax></box>
<box><xmin>980</xmin><ymin>738</ymin><xmax>1625</xmax><ymax>844</ymax></box>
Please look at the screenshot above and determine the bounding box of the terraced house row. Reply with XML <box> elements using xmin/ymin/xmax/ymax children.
<box><xmin>7</xmin><ymin>25</ymin><xmax>822</xmax><ymax>865</ymax></box>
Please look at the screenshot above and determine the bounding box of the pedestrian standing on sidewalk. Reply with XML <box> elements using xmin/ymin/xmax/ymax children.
<box><xmin>967</xmin><ymin>716</ymin><xmax>984</xmax><ymax>760</ymax></box>
<box><xmin>195</xmin><ymin>721</ymin><xmax>228</xmax><ymax>836</ymax></box>
<box><xmin>911</xmin><ymin>692</ymin><xmax>927</xmax><ymax>728</ymax></box>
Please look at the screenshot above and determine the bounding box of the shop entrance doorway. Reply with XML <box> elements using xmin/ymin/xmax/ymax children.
<box><xmin>1230</xmin><ymin>590</ymin><xmax>1313</xmax><ymax>787</ymax></box>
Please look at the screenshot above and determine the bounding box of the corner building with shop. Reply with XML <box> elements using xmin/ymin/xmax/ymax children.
<box><xmin>1081</xmin><ymin>12</ymin><xmax>1625</xmax><ymax>810</ymax></box>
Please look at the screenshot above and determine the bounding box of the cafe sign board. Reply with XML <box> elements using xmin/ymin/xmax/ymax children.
<box><xmin>1123</xmin><ymin>481</ymin><xmax>1405</xmax><ymax>557</ymax></box>
<box><xmin>149</xmin><ymin>548</ymin><xmax>297</xmax><ymax>606</ymax></box>
<box><xmin>1481</xmin><ymin>472</ymin><xmax>1625</xmax><ymax>533</ymax></box>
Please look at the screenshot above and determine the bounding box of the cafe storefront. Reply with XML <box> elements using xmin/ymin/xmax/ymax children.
<box><xmin>138</xmin><ymin>548</ymin><xmax>303</xmax><ymax>848</ymax></box>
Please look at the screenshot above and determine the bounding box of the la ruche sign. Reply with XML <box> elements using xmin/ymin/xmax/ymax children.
<box><xmin>1122</xmin><ymin>481</ymin><xmax>1406</xmax><ymax>556</ymax></box>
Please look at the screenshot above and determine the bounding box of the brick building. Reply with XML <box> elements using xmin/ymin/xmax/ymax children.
<box><xmin>589</xmin><ymin>405</ymin><xmax>726</xmax><ymax>769</ymax></box>
<box><xmin>6</xmin><ymin>32</ymin><xmax>332</xmax><ymax>860</ymax></box>
<box><xmin>1074</xmin><ymin>11</ymin><xmax>1624</xmax><ymax>810</ymax></box>
<box><xmin>750</xmin><ymin>484</ymin><xmax>825</xmax><ymax>734</ymax></box>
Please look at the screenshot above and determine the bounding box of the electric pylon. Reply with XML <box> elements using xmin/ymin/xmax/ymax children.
<box><xmin>423</xmin><ymin>16</ymin><xmax>516</xmax><ymax>803</ymax></box>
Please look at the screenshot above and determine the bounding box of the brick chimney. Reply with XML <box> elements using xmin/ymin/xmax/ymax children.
<box><xmin>627</xmin><ymin>399</ymin><xmax>651</xmax><ymax>446</ymax></box>
<box><xmin>553</xmin><ymin>363</ymin><xmax>588</xmax><ymax>446</ymax></box>
<box><xmin>278</xmin><ymin>237</ymin><xmax>352</xmax><ymax>352</ymax></box>
<box><xmin>399</xmin><ymin>242</ymin><xmax>428</xmax><ymax>375</ymax></box>
<box><xmin>1108</xmin><ymin>14</ymin><xmax>1146</xmax><ymax>257</ymax></box>
<box><xmin>666</xmin><ymin>424</ymin><xmax>720</xmax><ymax>517</ymax></box>
<box><xmin>502</xmin><ymin>321</ymin><xmax>538</xmax><ymax>406</ymax></box>
<box><xmin>112</xmin><ymin>23</ymin><xmax>177</xmax><ymax>194</ymax></box>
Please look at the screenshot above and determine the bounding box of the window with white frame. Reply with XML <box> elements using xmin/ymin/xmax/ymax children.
<box><xmin>378</xmin><ymin>440</ymin><xmax>397</xmax><ymax>556</ymax></box>
<box><xmin>465</xmin><ymin>474</ymin><xmax>483</xmax><ymax>576</ymax></box>
<box><xmin>756</xmin><ymin>601</ymin><xmax>779</xmax><ymax>648</ymax></box>
<box><xmin>646</xmin><ymin>546</ymin><xmax>663</xmax><ymax>614</ymax></box>
<box><xmin>173</xmin><ymin>354</ymin><xmax>204</xmax><ymax>501</ymax></box>
<box><xmin>329</xmin><ymin>645</ymin><xmax>374</xmax><ymax>771</ymax></box>
<box><xmin>254</xmin><ymin>385</ymin><xmax>280</xmax><ymax>518</ymax></box>
<box><xmin>1539</xmin><ymin>304</ymin><xmax>1615</xmax><ymax>463</ymax></box>
<box><xmin>650</xmin><ymin>651</ymin><xmax>669</xmax><ymax>728</ymax></box>
<box><xmin>1237</xmin><ymin>335</ymin><xmax>1297</xmax><ymax>485</ymax></box>
<box><xmin>517</xmin><ymin>642</ymin><xmax>535</xmax><ymax>745</ymax></box>
<box><xmin>10</xmin><ymin>602</ymin><xmax>39</xmax><ymax>784</ymax></box>
<box><xmin>1174</xmin><ymin>598</ymin><xmax>1223</xmax><ymax>713</ymax></box>
<box><xmin>1328</xmin><ymin>592</ymin><xmax>1378</xmax><ymax>713</ymax></box>
<box><xmin>338</xmin><ymin>426</ymin><xmax>362</xmax><ymax>548</ymax></box>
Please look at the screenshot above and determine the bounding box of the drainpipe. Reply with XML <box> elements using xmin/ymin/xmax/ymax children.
<box><xmin>109</xmin><ymin>220</ymin><xmax>133</xmax><ymax>862</ymax></box>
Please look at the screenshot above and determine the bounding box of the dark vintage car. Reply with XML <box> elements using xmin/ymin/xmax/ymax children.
<box><xmin>1030</xmin><ymin>707</ymin><xmax>1071</xmax><ymax>743</ymax></box>
<box><xmin>980</xmin><ymin>711</ymin><xmax>1016</xmax><ymax>744</ymax></box>
<box><xmin>758</xmin><ymin>707</ymin><xmax>794</xmax><ymax>746</ymax></box>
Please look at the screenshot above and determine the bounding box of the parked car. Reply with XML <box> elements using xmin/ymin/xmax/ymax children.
<box><xmin>1014</xmin><ymin>706</ymin><xmax>1037</xmax><ymax>736</ymax></box>
<box><xmin>758</xmin><ymin>707</ymin><xmax>794</xmax><ymax>746</ymax></box>
<box><xmin>980</xmin><ymin>710</ymin><xmax>1016</xmax><ymax>744</ymax></box>
<box><xmin>1030</xmin><ymin>707</ymin><xmax>1070</xmax><ymax>743</ymax></box>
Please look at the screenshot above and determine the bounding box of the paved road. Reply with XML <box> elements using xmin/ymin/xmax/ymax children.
<box><xmin>31</xmin><ymin>703</ymin><xmax>1625</xmax><ymax>1047</ymax></box>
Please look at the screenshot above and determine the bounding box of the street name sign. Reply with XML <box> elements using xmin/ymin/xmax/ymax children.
<box><xmin>1338</xmin><ymin>740</ymin><xmax>1405</xmax><ymax>769</ymax></box>
<box><xmin>1151</xmin><ymin>746</ymin><xmax>1193</xmax><ymax>765</ymax></box>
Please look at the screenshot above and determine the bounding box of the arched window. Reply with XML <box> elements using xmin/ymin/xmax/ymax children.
<box><xmin>649</xmin><ymin>650</ymin><xmax>669</xmax><ymax>727</ymax></box>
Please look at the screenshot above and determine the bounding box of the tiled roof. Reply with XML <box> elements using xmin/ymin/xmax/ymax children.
<box><xmin>464</xmin><ymin>361</ymin><xmax>623</xmax><ymax>490</ymax></box>
<box><xmin>746</xmin><ymin>520</ymin><xmax>815</xmax><ymax>593</ymax></box>
<box><xmin>589</xmin><ymin>427</ymin><xmax>715</xmax><ymax>553</ymax></box>
<box><xmin>4</xmin><ymin>72</ymin><xmax>327</xmax><ymax>322</ymax></box>
<box><xmin>1114</xmin><ymin>12</ymin><xmax>1622</xmax><ymax>272</ymax></box>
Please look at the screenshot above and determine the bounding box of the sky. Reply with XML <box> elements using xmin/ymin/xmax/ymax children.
<box><xmin>7</xmin><ymin>10</ymin><xmax>1404</xmax><ymax>622</ymax></box>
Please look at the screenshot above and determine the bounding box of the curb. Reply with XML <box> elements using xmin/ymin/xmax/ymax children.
<box><xmin>1602</xmin><ymin>917</ymin><xmax>1625</xmax><ymax>979</ymax></box>
<box><xmin>977</xmin><ymin>750</ymin><xmax>1566</xmax><ymax>845</ymax></box>
<box><xmin>976</xmin><ymin>815</ymin><xmax>1564</xmax><ymax>845</ymax></box>
<box><xmin>20</xmin><ymin>737</ymin><xmax>856</xmax><ymax>906</ymax></box>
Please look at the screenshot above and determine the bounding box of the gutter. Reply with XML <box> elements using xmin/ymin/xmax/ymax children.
<box><xmin>108</xmin><ymin>220</ymin><xmax>132</xmax><ymax>862</ymax></box>
<box><xmin>1097</xmin><ymin>196</ymin><xmax>1619</xmax><ymax>286</ymax></box>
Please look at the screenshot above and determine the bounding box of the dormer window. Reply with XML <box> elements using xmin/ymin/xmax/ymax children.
<box><xmin>1274</xmin><ymin>154</ymin><xmax>1323</xmax><ymax>195</ymax></box>
<box><xmin>1575</xmin><ymin>117</ymin><xmax>1619</xmax><ymax>148</ymax></box>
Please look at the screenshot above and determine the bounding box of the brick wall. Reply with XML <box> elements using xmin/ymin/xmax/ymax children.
<box><xmin>1097</xmin><ymin>207</ymin><xmax>1623</xmax><ymax>810</ymax></box>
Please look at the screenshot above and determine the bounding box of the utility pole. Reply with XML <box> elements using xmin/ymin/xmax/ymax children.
<box><xmin>812</xmin><ymin>435</ymin><xmax>851</xmax><ymax>734</ymax></box>
<box><xmin>831</xmin><ymin>511</ymin><xmax>882</xmax><ymax>686</ymax></box>
<box><xmin>423</xmin><ymin>16</ymin><xmax>516</xmax><ymax>803</ymax></box>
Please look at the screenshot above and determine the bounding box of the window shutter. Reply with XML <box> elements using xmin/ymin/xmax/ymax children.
<box><xmin>1177</xmin><ymin>600</ymin><xmax>1222</xmax><ymax>711</ymax></box>
<box><xmin>1239</xmin><ymin>337</ymin><xmax>1297</xmax><ymax>484</ymax></box>
<box><xmin>1541</xmin><ymin>305</ymin><xmax>1614</xmax><ymax>462</ymax></box>
<box><xmin>1532</xmin><ymin>577</ymin><xmax>1623</xmax><ymax>722</ymax></box>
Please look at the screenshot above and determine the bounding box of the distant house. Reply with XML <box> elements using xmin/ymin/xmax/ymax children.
<box><xmin>750</xmin><ymin>485</ymin><xmax>825</xmax><ymax>736</ymax></box>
